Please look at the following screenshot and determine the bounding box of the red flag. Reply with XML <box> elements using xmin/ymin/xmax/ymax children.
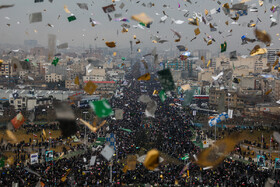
<box><xmin>11</xmin><ymin>113</ymin><xmax>25</xmax><ymax>129</ymax></box>
<box><xmin>49</xmin><ymin>131</ymin><xmax>51</xmax><ymax>135</ymax></box>
<box><xmin>33</xmin><ymin>134</ymin><xmax>37</xmax><ymax>138</ymax></box>
<box><xmin>270</xmin><ymin>136</ymin><xmax>273</xmax><ymax>143</ymax></box>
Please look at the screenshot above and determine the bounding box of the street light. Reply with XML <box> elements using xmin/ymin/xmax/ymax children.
<box><xmin>83</xmin><ymin>111</ymin><xmax>89</xmax><ymax>147</ymax></box>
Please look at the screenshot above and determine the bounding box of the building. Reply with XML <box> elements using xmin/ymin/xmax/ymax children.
<box><xmin>84</xmin><ymin>81</ymin><xmax>116</xmax><ymax>96</ymax></box>
<box><xmin>65</xmin><ymin>80</ymin><xmax>80</xmax><ymax>90</ymax></box>
<box><xmin>9</xmin><ymin>96</ymin><xmax>53</xmax><ymax>111</ymax></box>
<box><xmin>106</xmin><ymin>70</ymin><xmax>125</xmax><ymax>81</ymax></box>
<box><xmin>0</xmin><ymin>60</ymin><xmax>10</xmax><ymax>76</ymax></box>
<box><xmin>215</xmin><ymin>55</ymin><xmax>267</xmax><ymax>75</ymax></box>
<box><xmin>45</xmin><ymin>73</ymin><xmax>63</xmax><ymax>82</ymax></box>
<box><xmin>9</xmin><ymin>97</ymin><xmax>28</xmax><ymax>110</ymax></box>
<box><xmin>273</xmin><ymin>79</ymin><xmax>280</xmax><ymax>101</ymax></box>
<box><xmin>266</xmin><ymin>48</ymin><xmax>280</xmax><ymax>64</ymax></box>
<box><xmin>24</xmin><ymin>40</ymin><xmax>38</xmax><ymax>48</ymax></box>
<box><xmin>209</xmin><ymin>88</ymin><xmax>245</xmax><ymax>110</ymax></box>
<box><xmin>83</xmin><ymin>67</ymin><xmax>106</xmax><ymax>82</ymax></box>
<box><xmin>30</xmin><ymin>47</ymin><xmax>48</xmax><ymax>56</ymax></box>
<box><xmin>198</xmin><ymin>69</ymin><xmax>214</xmax><ymax>82</ymax></box>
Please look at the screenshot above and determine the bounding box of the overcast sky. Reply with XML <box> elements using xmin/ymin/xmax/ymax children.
<box><xmin>0</xmin><ymin>0</ymin><xmax>280</xmax><ymax>54</ymax></box>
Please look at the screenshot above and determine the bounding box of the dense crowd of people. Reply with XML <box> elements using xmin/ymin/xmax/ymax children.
<box><xmin>0</xmin><ymin>73</ymin><xmax>279</xmax><ymax>186</ymax></box>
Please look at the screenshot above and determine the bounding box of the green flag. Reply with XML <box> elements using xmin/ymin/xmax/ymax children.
<box><xmin>52</xmin><ymin>57</ymin><xmax>59</xmax><ymax>66</ymax></box>
<box><xmin>159</xmin><ymin>90</ymin><xmax>167</xmax><ymax>103</ymax></box>
<box><xmin>24</xmin><ymin>59</ymin><xmax>29</xmax><ymax>62</ymax></box>
<box><xmin>90</xmin><ymin>99</ymin><xmax>113</xmax><ymax>118</ymax></box>
<box><xmin>68</xmin><ymin>15</ymin><xmax>76</xmax><ymax>22</ymax></box>
<box><xmin>221</xmin><ymin>42</ymin><xmax>227</xmax><ymax>53</ymax></box>
<box><xmin>0</xmin><ymin>157</ymin><xmax>5</xmax><ymax>168</ymax></box>
<box><xmin>120</xmin><ymin>128</ymin><xmax>132</xmax><ymax>133</ymax></box>
<box><xmin>181</xmin><ymin>154</ymin><xmax>189</xmax><ymax>160</ymax></box>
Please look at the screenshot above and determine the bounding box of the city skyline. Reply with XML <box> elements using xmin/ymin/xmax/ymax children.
<box><xmin>0</xmin><ymin>0</ymin><xmax>280</xmax><ymax>55</ymax></box>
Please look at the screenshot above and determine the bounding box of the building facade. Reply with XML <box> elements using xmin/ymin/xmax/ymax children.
<box><xmin>45</xmin><ymin>73</ymin><xmax>63</xmax><ymax>82</ymax></box>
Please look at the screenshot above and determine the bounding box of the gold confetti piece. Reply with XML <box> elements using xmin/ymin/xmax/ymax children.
<box><xmin>137</xmin><ymin>73</ymin><xmax>151</xmax><ymax>81</ymax></box>
<box><xmin>6</xmin><ymin>130</ymin><xmax>17</xmax><ymax>143</ymax></box>
<box><xmin>144</xmin><ymin>149</ymin><xmax>160</xmax><ymax>170</ymax></box>
<box><xmin>105</xmin><ymin>41</ymin><xmax>116</xmax><ymax>48</ymax></box>
<box><xmin>265</xmin><ymin>89</ymin><xmax>272</xmax><ymax>95</ymax></box>
<box><xmin>64</xmin><ymin>5</ymin><xmax>71</xmax><ymax>14</ymax></box>
<box><xmin>196</xmin><ymin>134</ymin><xmax>241</xmax><ymax>168</ymax></box>
<box><xmin>250</xmin><ymin>45</ymin><xmax>267</xmax><ymax>56</ymax></box>
<box><xmin>273</xmin><ymin>59</ymin><xmax>279</xmax><ymax>68</ymax></box>
<box><xmin>207</xmin><ymin>59</ymin><xmax>211</xmax><ymax>67</ymax></box>
<box><xmin>133</xmin><ymin>35</ymin><xmax>137</xmax><ymax>39</ymax></box>
<box><xmin>121</xmin><ymin>27</ymin><xmax>128</xmax><ymax>33</ymax></box>
<box><xmin>131</xmin><ymin>12</ymin><xmax>153</xmax><ymax>25</ymax></box>
<box><xmin>113</xmin><ymin>52</ymin><xmax>117</xmax><ymax>56</ymax></box>
<box><xmin>205</xmin><ymin>9</ymin><xmax>209</xmax><ymax>16</ymax></box>
<box><xmin>84</xmin><ymin>81</ymin><xmax>98</xmax><ymax>95</ymax></box>
<box><xmin>254</xmin><ymin>29</ymin><xmax>271</xmax><ymax>45</ymax></box>
<box><xmin>194</xmin><ymin>28</ymin><xmax>200</xmax><ymax>35</ymax></box>
<box><xmin>79</xmin><ymin>118</ymin><xmax>106</xmax><ymax>133</ymax></box>
<box><xmin>127</xmin><ymin>155</ymin><xmax>137</xmax><ymax>171</ymax></box>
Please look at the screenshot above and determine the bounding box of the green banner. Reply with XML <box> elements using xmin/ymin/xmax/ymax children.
<box><xmin>0</xmin><ymin>157</ymin><xmax>5</xmax><ymax>167</ymax></box>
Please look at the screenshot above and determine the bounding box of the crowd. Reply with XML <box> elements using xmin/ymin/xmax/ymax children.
<box><xmin>0</xmin><ymin>73</ymin><xmax>279</xmax><ymax>186</ymax></box>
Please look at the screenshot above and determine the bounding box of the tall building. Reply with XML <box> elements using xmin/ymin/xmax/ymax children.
<box><xmin>24</xmin><ymin>40</ymin><xmax>38</xmax><ymax>49</ymax></box>
<box><xmin>266</xmin><ymin>48</ymin><xmax>280</xmax><ymax>64</ymax></box>
<box><xmin>0</xmin><ymin>60</ymin><xmax>10</xmax><ymax>76</ymax></box>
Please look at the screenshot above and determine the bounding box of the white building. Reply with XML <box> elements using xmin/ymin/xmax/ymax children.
<box><xmin>45</xmin><ymin>73</ymin><xmax>63</xmax><ymax>82</ymax></box>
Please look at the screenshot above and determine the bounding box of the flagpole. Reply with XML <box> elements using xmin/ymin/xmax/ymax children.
<box><xmin>270</xmin><ymin>136</ymin><xmax>272</xmax><ymax>161</ymax></box>
<box><xmin>261</xmin><ymin>133</ymin><xmax>263</xmax><ymax>154</ymax></box>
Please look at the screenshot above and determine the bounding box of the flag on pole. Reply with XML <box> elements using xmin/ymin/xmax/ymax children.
<box><xmin>11</xmin><ymin>113</ymin><xmax>25</xmax><ymax>129</ymax></box>
<box><xmin>90</xmin><ymin>99</ymin><xmax>114</xmax><ymax>118</ymax></box>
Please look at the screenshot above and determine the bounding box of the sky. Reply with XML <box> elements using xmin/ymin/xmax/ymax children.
<box><xmin>0</xmin><ymin>0</ymin><xmax>280</xmax><ymax>54</ymax></box>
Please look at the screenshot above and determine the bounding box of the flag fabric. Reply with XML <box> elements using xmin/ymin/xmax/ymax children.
<box><xmin>270</xmin><ymin>136</ymin><xmax>273</xmax><ymax>143</ymax></box>
<box><xmin>90</xmin><ymin>99</ymin><xmax>113</xmax><ymax>118</ymax></box>
<box><xmin>49</xmin><ymin>131</ymin><xmax>51</xmax><ymax>135</ymax></box>
<box><xmin>33</xmin><ymin>134</ymin><xmax>37</xmax><ymax>138</ymax></box>
<box><xmin>220</xmin><ymin>41</ymin><xmax>227</xmax><ymax>53</ymax></box>
<box><xmin>11</xmin><ymin>112</ymin><xmax>25</xmax><ymax>129</ymax></box>
<box><xmin>52</xmin><ymin>57</ymin><xmax>59</xmax><ymax>66</ymax></box>
<box><xmin>159</xmin><ymin>90</ymin><xmax>167</xmax><ymax>103</ymax></box>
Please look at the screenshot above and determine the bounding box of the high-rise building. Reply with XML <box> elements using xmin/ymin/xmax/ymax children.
<box><xmin>24</xmin><ymin>40</ymin><xmax>38</xmax><ymax>48</ymax></box>
<box><xmin>0</xmin><ymin>60</ymin><xmax>10</xmax><ymax>76</ymax></box>
<box><xmin>266</xmin><ymin>48</ymin><xmax>280</xmax><ymax>64</ymax></box>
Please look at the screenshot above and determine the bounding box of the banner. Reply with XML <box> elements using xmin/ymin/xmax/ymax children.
<box><xmin>193</xmin><ymin>110</ymin><xmax>196</xmax><ymax>116</ymax></box>
<box><xmin>275</xmin><ymin>158</ymin><xmax>280</xmax><ymax>169</ymax></box>
<box><xmin>45</xmin><ymin>150</ymin><xmax>53</xmax><ymax>162</ymax></box>
<box><xmin>30</xmin><ymin>153</ymin><xmax>38</xmax><ymax>165</ymax></box>
<box><xmin>257</xmin><ymin>155</ymin><xmax>265</xmax><ymax>167</ymax></box>
<box><xmin>228</xmin><ymin>109</ymin><xmax>233</xmax><ymax>119</ymax></box>
<box><xmin>90</xmin><ymin>156</ymin><xmax>97</xmax><ymax>166</ymax></box>
<box><xmin>203</xmin><ymin>140</ymin><xmax>209</xmax><ymax>148</ymax></box>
